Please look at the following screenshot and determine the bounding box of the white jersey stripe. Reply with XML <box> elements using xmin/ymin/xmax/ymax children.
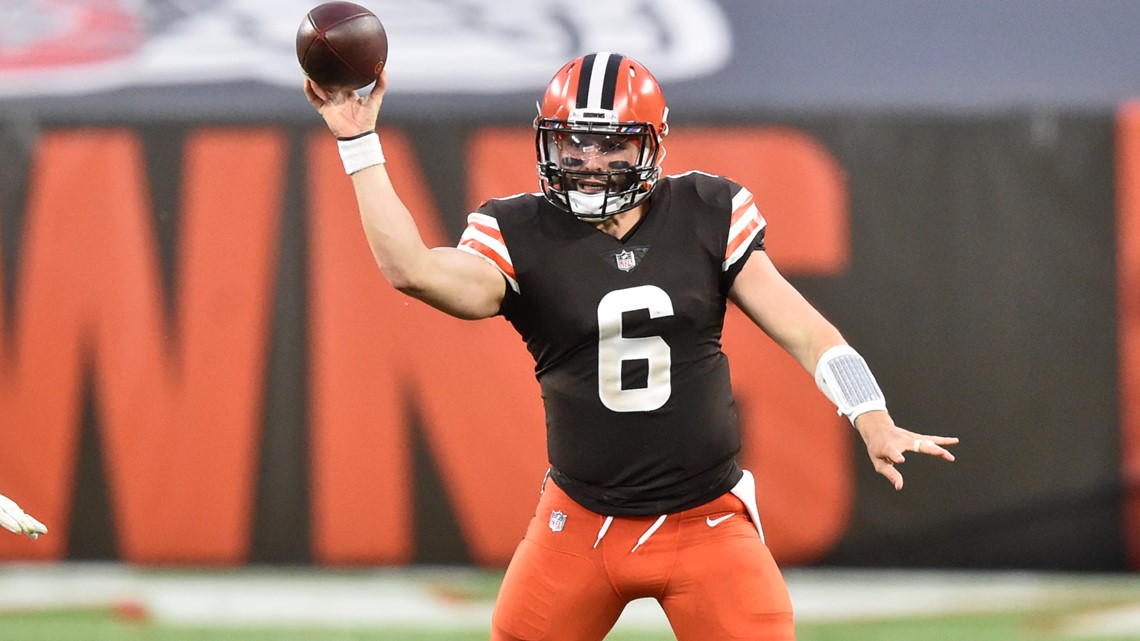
<box><xmin>466</xmin><ymin>212</ymin><xmax>502</xmax><ymax>231</ymax></box>
<box><xmin>459</xmin><ymin>227</ymin><xmax>510</xmax><ymax>264</ymax></box>
<box><xmin>458</xmin><ymin>213</ymin><xmax>519</xmax><ymax>293</ymax></box>
<box><xmin>458</xmin><ymin>244</ymin><xmax>520</xmax><ymax>293</ymax></box>
<box><xmin>720</xmin><ymin>211</ymin><xmax>766</xmax><ymax>268</ymax></box>
<box><xmin>720</xmin><ymin>187</ymin><xmax>766</xmax><ymax>271</ymax></box>
<box><xmin>731</xmin><ymin>186</ymin><xmax>753</xmax><ymax>212</ymax></box>
<box><xmin>728</xmin><ymin>202</ymin><xmax>762</xmax><ymax>241</ymax></box>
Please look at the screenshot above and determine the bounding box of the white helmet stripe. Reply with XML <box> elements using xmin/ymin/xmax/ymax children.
<box><xmin>585</xmin><ymin>51</ymin><xmax>612</xmax><ymax>109</ymax></box>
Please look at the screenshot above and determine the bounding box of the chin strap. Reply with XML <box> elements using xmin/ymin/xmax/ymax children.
<box><xmin>566</xmin><ymin>189</ymin><xmax>643</xmax><ymax>221</ymax></box>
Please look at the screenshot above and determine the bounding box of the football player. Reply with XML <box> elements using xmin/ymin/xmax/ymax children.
<box><xmin>306</xmin><ymin>52</ymin><xmax>958</xmax><ymax>641</ymax></box>
<box><xmin>0</xmin><ymin>492</ymin><xmax>46</xmax><ymax>540</ymax></box>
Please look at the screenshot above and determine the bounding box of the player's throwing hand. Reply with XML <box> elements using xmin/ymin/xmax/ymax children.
<box><xmin>0</xmin><ymin>493</ymin><xmax>47</xmax><ymax>540</ymax></box>
<box><xmin>303</xmin><ymin>71</ymin><xmax>386</xmax><ymax>139</ymax></box>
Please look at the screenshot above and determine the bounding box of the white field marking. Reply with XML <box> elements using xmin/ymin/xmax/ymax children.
<box><xmin>1057</xmin><ymin>607</ymin><xmax>1140</xmax><ymax>638</ymax></box>
<box><xmin>1</xmin><ymin>564</ymin><xmax>1139</xmax><ymax>633</ymax></box>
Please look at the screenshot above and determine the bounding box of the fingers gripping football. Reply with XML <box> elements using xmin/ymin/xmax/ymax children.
<box><xmin>304</xmin><ymin>72</ymin><xmax>386</xmax><ymax>139</ymax></box>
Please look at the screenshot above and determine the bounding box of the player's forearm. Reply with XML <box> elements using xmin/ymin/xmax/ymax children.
<box><xmin>769</xmin><ymin>322</ymin><xmax>849</xmax><ymax>383</ymax></box>
<box><xmin>791</xmin><ymin>322</ymin><xmax>847</xmax><ymax>375</ymax></box>
<box><xmin>744</xmin><ymin>282</ymin><xmax>846</xmax><ymax>374</ymax></box>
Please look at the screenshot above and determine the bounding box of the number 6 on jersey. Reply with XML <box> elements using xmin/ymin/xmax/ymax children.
<box><xmin>597</xmin><ymin>285</ymin><xmax>674</xmax><ymax>412</ymax></box>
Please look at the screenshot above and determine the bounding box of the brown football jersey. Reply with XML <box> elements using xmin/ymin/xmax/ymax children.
<box><xmin>458</xmin><ymin>171</ymin><xmax>766</xmax><ymax>515</ymax></box>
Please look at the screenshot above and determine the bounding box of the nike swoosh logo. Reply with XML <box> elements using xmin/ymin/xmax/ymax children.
<box><xmin>706</xmin><ymin>514</ymin><xmax>734</xmax><ymax>527</ymax></box>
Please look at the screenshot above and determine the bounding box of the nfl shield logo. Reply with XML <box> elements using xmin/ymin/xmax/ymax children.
<box><xmin>548</xmin><ymin>510</ymin><xmax>567</xmax><ymax>533</ymax></box>
<box><xmin>615</xmin><ymin>250</ymin><xmax>637</xmax><ymax>272</ymax></box>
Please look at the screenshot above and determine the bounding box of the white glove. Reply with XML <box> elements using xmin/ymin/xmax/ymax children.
<box><xmin>0</xmin><ymin>492</ymin><xmax>47</xmax><ymax>540</ymax></box>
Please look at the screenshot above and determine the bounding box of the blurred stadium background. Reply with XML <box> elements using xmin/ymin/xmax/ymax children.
<box><xmin>3</xmin><ymin>0</ymin><xmax>1140</xmax><ymax>638</ymax></box>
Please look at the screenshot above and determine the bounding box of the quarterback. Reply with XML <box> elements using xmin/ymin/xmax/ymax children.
<box><xmin>306</xmin><ymin>52</ymin><xmax>958</xmax><ymax>640</ymax></box>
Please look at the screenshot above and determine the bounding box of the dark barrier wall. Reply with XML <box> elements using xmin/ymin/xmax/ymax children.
<box><xmin>0</xmin><ymin>112</ymin><xmax>1125</xmax><ymax>570</ymax></box>
<box><xmin>804</xmin><ymin>115</ymin><xmax>1120</xmax><ymax>569</ymax></box>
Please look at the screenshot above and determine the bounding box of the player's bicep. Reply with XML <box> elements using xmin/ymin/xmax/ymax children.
<box><xmin>411</xmin><ymin>247</ymin><xmax>507</xmax><ymax>320</ymax></box>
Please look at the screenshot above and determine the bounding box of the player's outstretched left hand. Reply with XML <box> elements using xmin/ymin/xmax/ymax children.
<box><xmin>0</xmin><ymin>493</ymin><xmax>47</xmax><ymax>540</ymax></box>
<box><xmin>853</xmin><ymin>411</ymin><xmax>958</xmax><ymax>491</ymax></box>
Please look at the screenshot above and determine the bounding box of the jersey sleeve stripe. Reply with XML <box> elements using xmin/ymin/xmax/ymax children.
<box><xmin>465</xmin><ymin>213</ymin><xmax>506</xmax><ymax>242</ymax></box>
<box><xmin>458</xmin><ymin>213</ymin><xmax>519</xmax><ymax>293</ymax></box>
<box><xmin>730</xmin><ymin>188</ymin><xmax>756</xmax><ymax>224</ymax></box>
<box><xmin>723</xmin><ymin>197</ymin><xmax>767</xmax><ymax>271</ymax></box>
<box><xmin>458</xmin><ymin>241</ymin><xmax>520</xmax><ymax>293</ymax></box>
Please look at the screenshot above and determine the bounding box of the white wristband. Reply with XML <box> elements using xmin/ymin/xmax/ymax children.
<box><xmin>337</xmin><ymin>132</ymin><xmax>385</xmax><ymax>175</ymax></box>
<box><xmin>814</xmin><ymin>345</ymin><xmax>888</xmax><ymax>424</ymax></box>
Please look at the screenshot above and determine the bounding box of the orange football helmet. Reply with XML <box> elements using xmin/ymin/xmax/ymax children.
<box><xmin>535</xmin><ymin>52</ymin><xmax>669</xmax><ymax>220</ymax></box>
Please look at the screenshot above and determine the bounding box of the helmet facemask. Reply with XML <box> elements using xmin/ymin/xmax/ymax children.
<box><xmin>536</xmin><ymin>116</ymin><xmax>662</xmax><ymax>222</ymax></box>
<box><xmin>535</xmin><ymin>52</ymin><xmax>670</xmax><ymax>221</ymax></box>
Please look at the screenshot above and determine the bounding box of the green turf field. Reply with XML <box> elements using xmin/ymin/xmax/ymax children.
<box><xmin>4</xmin><ymin>567</ymin><xmax>1140</xmax><ymax>640</ymax></box>
<box><xmin>1</xmin><ymin>608</ymin><xmax>1139</xmax><ymax>641</ymax></box>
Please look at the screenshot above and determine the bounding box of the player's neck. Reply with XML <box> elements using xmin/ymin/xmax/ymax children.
<box><xmin>592</xmin><ymin>204</ymin><xmax>646</xmax><ymax>239</ymax></box>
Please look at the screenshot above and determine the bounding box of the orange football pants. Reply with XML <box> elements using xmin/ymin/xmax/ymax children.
<box><xmin>490</xmin><ymin>478</ymin><xmax>795</xmax><ymax>640</ymax></box>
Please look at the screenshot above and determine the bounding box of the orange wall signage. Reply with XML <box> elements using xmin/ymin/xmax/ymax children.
<box><xmin>0</xmin><ymin>124</ymin><xmax>851</xmax><ymax>566</ymax></box>
<box><xmin>0</xmin><ymin>129</ymin><xmax>284</xmax><ymax>562</ymax></box>
<box><xmin>1118</xmin><ymin>104</ymin><xmax>1140</xmax><ymax>568</ymax></box>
